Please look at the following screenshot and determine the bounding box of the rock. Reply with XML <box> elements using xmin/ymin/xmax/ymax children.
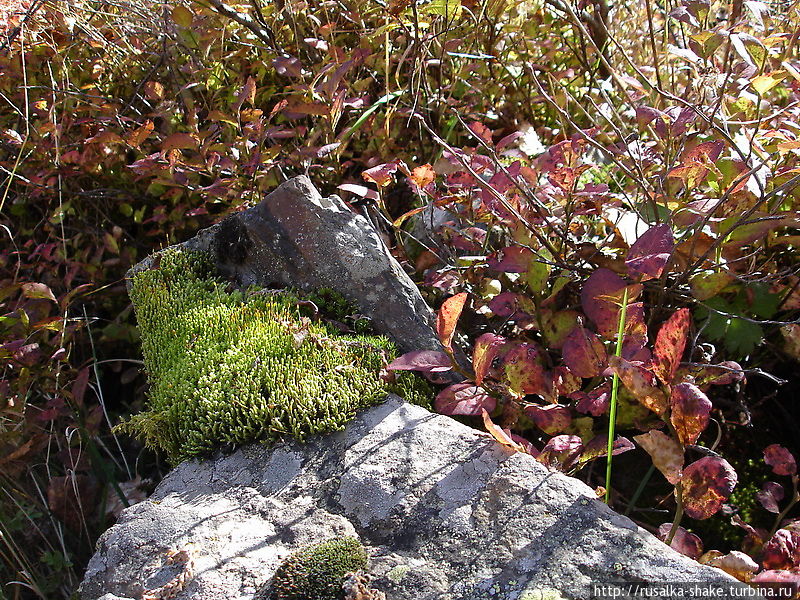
<box><xmin>80</xmin><ymin>396</ymin><xmax>738</xmax><ymax>600</ymax></box>
<box><xmin>128</xmin><ymin>176</ymin><xmax>441</xmax><ymax>354</ymax></box>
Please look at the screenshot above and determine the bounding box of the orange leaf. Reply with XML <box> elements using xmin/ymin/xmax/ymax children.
<box><xmin>481</xmin><ymin>409</ymin><xmax>526</xmax><ymax>452</ymax></box>
<box><xmin>409</xmin><ymin>164</ymin><xmax>435</xmax><ymax>189</ymax></box>
<box><xmin>161</xmin><ymin>133</ymin><xmax>198</xmax><ymax>152</ymax></box>
<box><xmin>436</xmin><ymin>292</ymin><xmax>468</xmax><ymax>351</ymax></box>
<box><xmin>126</xmin><ymin>120</ymin><xmax>154</xmax><ymax>149</ymax></box>
<box><xmin>653</xmin><ymin>308</ymin><xmax>690</xmax><ymax>385</ymax></box>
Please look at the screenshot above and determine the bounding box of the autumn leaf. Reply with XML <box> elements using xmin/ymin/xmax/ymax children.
<box><xmin>608</xmin><ymin>355</ymin><xmax>668</xmax><ymax>416</ymax></box>
<box><xmin>562</xmin><ymin>326</ymin><xmax>608</xmax><ymax>378</ymax></box>
<box><xmin>669</xmin><ymin>382</ymin><xmax>711</xmax><ymax>445</ymax></box>
<box><xmin>472</xmin><ymin>333</ymin><xmax>506</xmax><ymax>386</ymax></box>
<box><xmin>525</xmin><ymin>404</ymin><xmax>572</xmax><ymax>435</ymax></box>
<box><xmin>362</xmin><ymin>162</ymin><xmax>398</xmax><ymax>187</ymax></box>
<box><xmin>653</xmin><ymin>308</ymin><xmax>690</xmax><ymax>385</ymax></box>
<box><xmin>657</xmin><ymin>524</ymin><xmax>703</xmax><ymax>559</ymax></box>
<box><xmin>764</xmin><ymin>444</ymin><xmax>797</xmax><ymax>476</ymax></box>
<box><xmin>436</xmin><ymin>292</ymin><xmax>468</xmax><ymax>352</ymax></box>
<box><xmin>21</xmin><ymin>282</ymin><xmax>56</xmax><ymax>302</ymax></box>
<box><xmin>634</xmin><ymin>430</ymin><xmax>684</xmax><ymax>484</ymax></box>
<box><xmin>761</xmin><ymin>529</ymin><xmax>800</xmax><ymax>570</ymax></box>
<box><xmin>126</xmin><ymin>120</ymin><xmax>154</xmax><ymax>149</ymax></box>
<box><xmin>436</xmin><ymin>384</ymin><xmax>495</xmax><ymax>416</ymax></box>
<box><xmin>486</xmin><ymin>246</ymin><xmax>535</xmax><ymax>273</ymax></box>
<box><xmin>503</xmin><ymin>342</ymin><xmax>551</xmax><ymax>397</ymax></box>
<box><xmin>681</xmin><ymin>456</ymin><xmax>737</xmax><ymax>520</ymax></box>
<box><xmin>387</xmin><ymin>350</ymin><xmax>452</xmax><ymax>372</ymax></box>
<box><xmin>481</xmin><ymin>409</ymin><xmax>526</xmax><ymax>452</ymax></box>
<box><xmin>756</xmin><ymin>481</ymin><xmax>785</xmax><ymax>514</ymax></box>
<box><xmin>409</xmin><ymin>164</ymin><xmax>435</xmax><ymax>189</ymax></box>
<box><xmin>625</xmin><ymin>224</ymin><xmax>674</xmax><ymax>281</ymax></box>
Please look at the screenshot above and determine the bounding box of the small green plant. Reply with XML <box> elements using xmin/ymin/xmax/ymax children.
<box><xmin>269</xmin><ymin>537</ymin><xmax>368</xmax><ymax>600</ymax></box>
<box><xmin>117</xmin><ymin>248</ymin><xmax>430</xmax><ymax>463</ymax></box>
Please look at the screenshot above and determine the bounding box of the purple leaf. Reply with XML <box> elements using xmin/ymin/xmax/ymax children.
<box><xmin>625</xmin><ymin>224</ymin><xmax>674</xmax><ymax>281</ymax></box>
<box><xmin>435</xmin><ymin>383</ymin><xmax>496</xmax><ymax>416</ymax></box>
<box><xmin>657</xmin><ymin>524</ymin><xmax>703</xmax><ymax>559</ymax></box>
<box><xmin>757</xmin><ymin>482</ymin><xmax>785</xmax><ymax>514</ymax></box>
<box><xmin>537</xmin><ymin>435</ymin><xmax>584</xmax><ymax>472</ymax></box>
<box><xmin>580</xmin><ymin>268</ymin><xmax>626</xmax><ymax>339</ymax></box>
<box><xmin>572</xmin><ymin>384</ymin><xmax>610</xmax><ymax>416</ymax></box>
<box><xmin>525</xmin><ymin>404</ymin><xmax>572</xmax><ymax>435</ymax></box>
<box><xmin>765</xmin><ymin>444</ymin><xmax>797</xmax><ymax>476</ymax></box>
<box><xmin>387</xmin><ymin>350</ymin><xmax>452</xmax><ymax>372</ymax></box>
<box><xmin>487</xmin><ymin>246</ymin><xmax>534</xmax><ymax>273</ymax></box>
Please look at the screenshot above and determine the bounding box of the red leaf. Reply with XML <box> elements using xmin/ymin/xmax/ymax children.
<box><xmin>580</xmin><ymin>268</ymin><xmax>626</xmax><ymax>339</ymax></box>
<box><xmin>537</xmin><ymin>435</ymin><xmax>584</xmax><ymax>471</ymax></box>
<box><xmin>761</xmin><ymin>529</ymin><xmax>800</xmax><ymax>570</ymax></box>
<box><xmin>757</xmin><ymin>482</ymin><xmax>785</xmax><ymax>514</ymax></box>
<box><xmin>657</xmin><ymin>524</ymin><xmax>703</xmax><ymax>559</ymax></box>
<box><xmin>487</xmin><ymin>246</ymin><xmax>534</xmax><ymax>273</ymax></box>
<box><xmin>634</xmin><ymin>430</ymin><xmax>684</xmax><ymax>484</ymax></box>
<box><xmin>362</xmin><ymin>162</ymin><xmax>398</xmax><ymax>188</ymax></box>
<box><xmin>71</xmin><ymin>367</ymin><xmax>91</xmax><ymax>407</ymax></box>
<box><xmin>472</xmin><ymin>333</ymin><xmax>507</xmax><ymax>386</ymax></box>
<box><xmin>581</xmin><ymin>434</ymin><xmax>635</xmax><ymax>462</ymax></box>
<box><xmin>765</xmin><ymin>444</ymin><xmax>797</xmax><ymax>476</ymax></box>
<box><xmin>552</xmin><ymin>366</ymin><xmax>582</xmax><ymax>396</ymax></box>
<box><xmin>608</xmin><ymin>355</ymin><xmax>669</xmax><ymax>416</ymax></box>
<box><xmin>625</xmin><ymin>224</ymin><xmax>674</xmax><ymax>281</ymax></box>
<box><xmin>436</xmin><ymin>292</ymin><xmax>468</xmax><ymax>351</ymax></box>
<box><xmin>653</xmin><ymin>308</ymin><xmax>690</xmax><ymax>385</ymax></box>
<box><xmin>468</xmin><ymin>121</ymin><xmax>493</xmax><ymax>146</ymax></box>
<box><xmin>503</xmin><ymin>342</ymin><xmax>551</xmax><ymax>397</ymax></box>
<box><xmin>670</xmin><ymin>382</ymin><xmax>712</xmax><ymax>445</ymax></box>
<box><xmin>387</xmin><ymin>350</ymin><xmax>452</xmax><ymax>373</ymax></box>
<box><xmin>572</xmin><ymin>384</ymin><xmax>611</xmax><ymax>416</ymax></box>
<box><xmin>525</xmin><ymin>404</ymin><xmax>572</xmax><ymax>435</ymax></box>
<box><xmin>436</xmin><ymin>384</ymin><xmax>496</xmax><ymax>416</ymax></box>
<box><xmin>681</xmin><ymin>456</ymin><xmax>737</xmax><ymax>520</ymax></box>
<box><xmin>562</xmin><ymin>327</ymin><xmax>608</xmax><ymax>378</ymax></box>
<box><xmin>486</xmin><ymin>292</ymin><xmax>534</xmax><ymax>319</ymax></box>
<box><xmin>237</xmin><ymin>76</ymin><xmax>257</xmax><ymax>109</ymax></box>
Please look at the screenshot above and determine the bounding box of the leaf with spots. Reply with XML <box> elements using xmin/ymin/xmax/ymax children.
<box><xmin>657</xmin><ymin>524</ymin><xmax>703</xmax><ymax>559</ymax></box>
<box><xmin>608</xmin><ymin>355</ymin><xmax>668</xmax><ymax>416</ymax></box>
<box><xmin>670</xmin><ymin>382</ymin><xmax>712</xmax><ymax>445</ymax></box>
<box><xmin>387</xmin><ymin>350</ymin><xmax>453</xmax><ymax>373</ymax></box>
<box><xmin>653</xmin><ymin>308</ymin><xmax>690</xmax><ymax>385</ymax></box>
<box><xmin>761</xmin><ymin>529</ymin><xmax>800</xmax><ymax>570</ymax></box>
<box><xmin>502</xmin><ymin>342</ymin><xmax>551</xmax><ymax>397</ymax></box>
<box><xmin>562</xmin><ymin>326</ymin><xmax>608</xmax><ymax>378</ymax></box>
<box><xmin>487</xmin><ymin>246</ymin><xmax>534</xmax><ymax>273</ymax></box>
<box><xmin>525</xmin><ymin>404</ymin><xmax>572</xmax><ymax>435</ymax></box>
<box><xmin>681</xmin><ymin>456</ymin><xmax>737</xmax><ymax>520</ymax></box>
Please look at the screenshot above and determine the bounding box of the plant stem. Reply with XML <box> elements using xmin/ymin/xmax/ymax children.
<box><xmin>666</xmin><ymin>481</ymin><xmax>685</xmax><ymax>545</ymax></box>
<box><xmin>605</xmin><ymin>287</ymin><xmax>628</xmax><ymax>505</ymax></box>
<box><xmin>770</xmin><ymin>475</ymin><xmax>800</xmax><ymax>537</ymax></box>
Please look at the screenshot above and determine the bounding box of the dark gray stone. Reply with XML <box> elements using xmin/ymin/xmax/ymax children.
<box><xmin>128</xmin><ymin>176</ymin><xmax>442</xmax><ymax>354</ymax></box>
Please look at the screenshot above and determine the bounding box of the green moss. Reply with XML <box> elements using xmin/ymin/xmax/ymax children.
<box><xmin>117</xmin><ymin>248</ymin><xmax>431</xmax><ymax>463</ymax></box>
<box><xmin>270</xmin><ymin>537</ymin><xmax>368</xmax><ymax>600</ymax></box>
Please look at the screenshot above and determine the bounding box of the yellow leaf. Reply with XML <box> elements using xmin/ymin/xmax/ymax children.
<box><xmin>751</xmin><ymin>71</ymin><xmax>785</xmax><ymax>95</ymax></box>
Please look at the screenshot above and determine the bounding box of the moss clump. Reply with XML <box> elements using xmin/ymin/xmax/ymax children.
<box><xmin>118</xmin><ymin>248</ymin><xmax>431</xmax><ymax>463</ymax></box>
<box><xmin>270</xmin><ymin>537</ymin><xmax>368</xmax><ymax>600</ymax></box>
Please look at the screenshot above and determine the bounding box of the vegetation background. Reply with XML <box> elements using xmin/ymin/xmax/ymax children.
<box><xmin>2</xmin><ymin>0</ymin><xmax>800</xmax><ymax>597</ymax></box>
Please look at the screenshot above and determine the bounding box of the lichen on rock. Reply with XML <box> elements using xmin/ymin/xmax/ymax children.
<box><xmin>117</xmin><ymin>248</ymin><xmax>430</xmax><ymax>463</ymax></box>
<box><xmin>269</xmin><ymin>537</ymin><xmax>369</xmax><ymax>600</ymax></box>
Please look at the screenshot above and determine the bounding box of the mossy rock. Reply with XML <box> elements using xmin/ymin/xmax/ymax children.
<box><xmin>117</xmin><ymin>248</ymin><xmax>431</xmax><ymax>463</ymax></box>
<box><xmin>270</xmin><ymin>537</ymin><xmax>368</xmax><ymax>600</ymax></box>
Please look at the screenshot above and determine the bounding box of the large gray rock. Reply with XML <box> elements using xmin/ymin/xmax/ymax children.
<box><xmin>129</xmin><ymin>176</ymin><xmax>441</xmax><ymax>354</ymax></box>
<box><xmin>81</xmin><ymin>396</ymin><xmax>736</xmax><ymax>600</ymax></box>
